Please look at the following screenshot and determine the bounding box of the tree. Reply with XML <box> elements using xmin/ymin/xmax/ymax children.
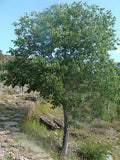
<box><xmin>2</xmin><ymin>1</ymin><xmax>120</xmax><ymax>158</ymax></box>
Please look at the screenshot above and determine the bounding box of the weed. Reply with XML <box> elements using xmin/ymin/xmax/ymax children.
<box><xmin>77</xmin><ymin>141</ymin><xmax>111</xmax><ymax>160</ymax></box>
<box><xmin>5</xmin><ymin>153</ymin><xmax>14</xmax><ymax>160</ymax></box>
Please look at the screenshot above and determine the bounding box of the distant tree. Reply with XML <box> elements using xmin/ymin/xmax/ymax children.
<box><xmin>2</xmin><ymin>1</ymin><xmax>120</xmax><ymax>158</ymax></box>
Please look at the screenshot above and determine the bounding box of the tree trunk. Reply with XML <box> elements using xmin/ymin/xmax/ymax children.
<box><xmin>60</xmin><ymin>105</ymin><xmax>69</xmax><ymax>158</ymax></box>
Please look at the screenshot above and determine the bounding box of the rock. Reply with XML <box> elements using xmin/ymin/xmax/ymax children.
<box><xmin>2</xmin><ymin>121</ymin><xmax>18</xmax><ymax>128</ymax></box>
<box><xmin>0</xmin><ymin>130</ymin><xmax>10</xmax><ymax>135</ymax></box>
<box><xmin>106</xmin><ymin>155</ymin><xmax>113</xmax><ymax>160</ymax></box>
<box><xmin>14</xmin><ymin>113</ymin><xmax>24</xmax><ymax>118</ymax></box>
<box><xmin>17</xmin><ymin>156</ymin><xmax>29</xmax><ymax>160</ymax></box>
<box><xmin>49</xmin><ymin>114</ymin><xmax>64</xmax><ymax>128</ymax></box>
<box><xmin>11</xmin><ymin>142</ymin><xmax>19</xmax><ymax>147</ymax></box>
<box><xmin>5</xmin><ymin>121</ymin><xmax>18</xmax><ymax>126</ymax></box>
<box><xmin>25</xmin><ymin>94</ymin><xmax>39</xmax><ymax>101</ymax></box>
<box><xmin>5</xmin><ymin>138</ymin><xmax>14</xmax><ymax>144</ymax></box>
<box><xmin>0</xmin><ymin>147</ymin><xmax>6</xmax><ymax>152</ymax></box>
<box><xmin>40</xmin><ymin>113</ymin><xmax>64</xmax><ymax>129</ymax></box>
<box><xmin>0</xmin><ymin>102</ymin><xmax>6</xmax><ymax>106</ymax></box>
<box><xmin>16</xmin><ymin>101</ymin><xmax>26</xmax><ymax>106</ymax></box>
<box><xmin>0</xmin><ymin>98</ymin><xmax>53</xmax><ymax>160</ymax></box>
<box><xmin>0</xmin><ymin>116</ymin><xmax>9</xmax><ymax>121</ymax></box>
<box><xmin>14</xmin><ymin>86</ymin><xmax>20</xmax><ymax>93</ymax></box>
<box><xmin>70</xmin><ymin>131</ymin><xmax>89</xmax><ymax>139</ymax></box>
<box><xmin>9</xmin><ymin>127</ymin><xmax>20</xmax><ymax>132</ymax></box>
<box><xmin>13</xmin><ymin>118</ymin><xmax>22</xmax><ymax>122</ymax></box>
<box><xmin>54</xmin><ymin>132</ymin><xmax>58</xmax><ymax>136</ymax></box>
<box><xmin>8</xmin><ymin>106</ymin><xmax>19</xmax><ymax>110</ymax></box>
<box><xmin>70</xmin><ymin>131</ymin><xmax>79</xmax><ymax>138</ymax></box>
<box><xmin>4</xmin><ymin>110</ymin><xmax>13</xmax><ymax>114</ymax></box>
<box><xmin>98</xmin><ymin>140</ymin><xmax>102</xmax><ymax>143</ymax></box>
<box><xmin>79</xmin><ymin>132</ymin><xmax>89</xmax><ymax>139</ymax></box>
<box><xmin>53</xmin><ymin>117</ymin><xmax>64</xmax><ymax>128</ymax></box>
<box><xmin>19</xmin><ymin>141</ymin><xmax>52</xmax><ymax>159</ymax></box>
<box><xmin>11</xmin><ymin>132</ymin><xmax>27</xmax><ymax>138</ymax></box>
<box><xmin>40</xmin><ymin>114</ymin><xmax>60</xmax><ymax>129</ymax></box>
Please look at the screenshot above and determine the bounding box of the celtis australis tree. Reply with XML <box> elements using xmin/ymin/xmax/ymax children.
<box><xmin>2</xmin><ymin>1</ymin><xmax>120</xmax><ymax>158</ymax></box>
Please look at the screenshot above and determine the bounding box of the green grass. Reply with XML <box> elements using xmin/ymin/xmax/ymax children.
<box><xmin>5</xmin><ymin>153</ymin><xmax>14</xmax><ymax>160</ymax></box>
<box><xmin>23</xmin><ymin>121</ymin><xmax>78</xmax><ymax>160</ymax></box>
<box><xmin>77</xmin><ymin>141</ymin><xmax>111</xmax><ymax>160</ymax></box>
<box><xmin>19</xmin><ymin>99</ymin><xmax>78</xmax><ymax>159</ymax></box>
<box><xmin>21</xmin><ymin>121</ymin><xmax>62</xmax><ymax>159</ymax></box>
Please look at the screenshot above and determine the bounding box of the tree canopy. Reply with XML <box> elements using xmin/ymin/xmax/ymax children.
<box><xmin>2</xmin><ymin>1</ymin><xmax>120</xmax><ymax>157</ymax></box>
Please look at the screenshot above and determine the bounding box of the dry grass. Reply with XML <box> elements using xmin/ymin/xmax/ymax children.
<box><xmin>1</xmin><ymin>85</ymin><xmax>120</xmax><ymax>160</ymax></box>
<box><xmin>18</xmin><ymin>97</ymin><xmax>120</xmax><ymax>160</ymax></box>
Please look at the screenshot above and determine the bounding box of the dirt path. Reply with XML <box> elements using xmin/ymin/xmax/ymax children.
<box><xmin>0</xmin><ymin>105</ymin><xmax>53</xmax><ymax>160</ymax></box>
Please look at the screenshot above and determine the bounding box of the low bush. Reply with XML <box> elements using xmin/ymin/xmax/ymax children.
<box><xmin>77</xmin><ymin>141</ymin><xmax>111</xmax><ymax>160</ymax></box>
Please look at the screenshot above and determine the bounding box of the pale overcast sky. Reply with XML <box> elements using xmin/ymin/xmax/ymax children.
<box><xmin>0</xmin><ymin>0</ymin><xmax>120</xmax><ymax>62</ymax></box>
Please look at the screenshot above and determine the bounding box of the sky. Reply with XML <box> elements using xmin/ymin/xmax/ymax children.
<box><xmin>0</xmin><ymin>0</ymin><xmax>120</xmax><ymax>62</ymax></box>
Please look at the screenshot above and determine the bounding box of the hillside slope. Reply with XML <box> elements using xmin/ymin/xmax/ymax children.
<box><xmin>0</xmin><ymin>82</ymin><xmax>53</xmax><ymax>160</ymax></box>
<box><xmin>0</xmin><ymin>81</ymin><xmax>120</xmax><ymax>160</ymax></box>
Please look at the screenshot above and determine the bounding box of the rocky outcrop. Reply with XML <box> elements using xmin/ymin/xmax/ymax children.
<box><xmin>49</xmin><ymin>114</ymin><xmax>64</xmax><ymax>128</ymax></box>
<box><xmin>40</xmin><ymin>113</ymin><xmax>64</xmax><ymax>129</ymax></box>
<box><xmin>25</xmin><ymin>94</ymin><xmax>39</xmax><ymax>101</ymax></box>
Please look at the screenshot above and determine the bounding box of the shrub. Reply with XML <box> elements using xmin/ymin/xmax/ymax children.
<box><xmin>0</xmin><ymin>64</ymin><xmax>3</xmax><ymax>71</ymax></box>
<box><xmin>77</xmin><ymin>142</ymin><xmax>111</xmax><ymax>160</ymax></box>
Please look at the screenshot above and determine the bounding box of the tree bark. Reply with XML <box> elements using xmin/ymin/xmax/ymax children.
<box><xmin>60</xmin><ymin>105</ymin><xmax>69</xmax><ymax>158</ymax></box>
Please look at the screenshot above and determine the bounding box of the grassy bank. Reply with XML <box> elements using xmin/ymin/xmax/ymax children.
<box><xmin>19</xmin><ymin>98</ymin><xmax>120</xmax><ymax>160</ymax></box>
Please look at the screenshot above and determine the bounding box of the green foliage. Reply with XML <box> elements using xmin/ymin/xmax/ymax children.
<box><xmin>102</xmin><ymin>102</ymin><xmax>118</xmax><ymax>121</ymax></box>
<box><xmin>1</xmin><ymin>56</ymin><xmax>31</xmax><ymax>88</ymax></box>
<box><xmin>0</xmin><ymin>64</ymin><xmax>3</xmax><ymax>71</ymax></box>
<box><xmin>2</xmin><ymin>1</ymin><xmax>119</xmax><ymax>114</ymax></box>
<box><xmin>77</xmin><ymin>142</ymin><xmax>111</xmax><ymax>160</ymax></box>
<box><xmin>5</xmin><ymin>153</ymin><xmax>14</xmax><ymax>160</ymax></box>
<box><xmin>90</xmin><ymin>98</ymin><xmax>118</xmax><ymax>122</ymax></box>
<box><xmin>116</xmin><ymin>104</ymin><xmax>120</xmax><ymax>119</ymax></box>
